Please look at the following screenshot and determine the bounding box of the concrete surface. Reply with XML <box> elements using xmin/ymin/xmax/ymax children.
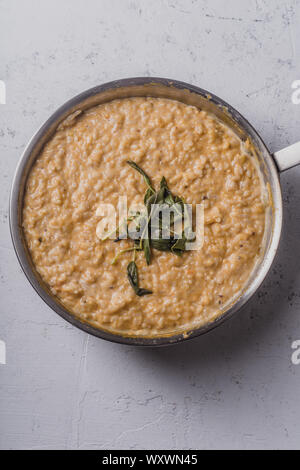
<box><xmin>1</xmin><ymin>0</ymin><xmax>300</xmax><ymax>450</ymax></box>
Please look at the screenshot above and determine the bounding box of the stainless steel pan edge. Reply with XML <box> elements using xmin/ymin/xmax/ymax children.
<box><xmin>9</xmin><ymin>77</ymin><xmax>298</xmax><ymax>346</ymax></box>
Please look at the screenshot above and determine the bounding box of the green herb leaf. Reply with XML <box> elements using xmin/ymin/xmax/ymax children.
<box><xmin>102</xmin><ymin>163</ymin><xmax>191</xmax><ymax>297</ymax></box>
<box><xmin>171</xmin><ymin>236</ymin><xmax>186</xmax><ymax>256</ymax></box>
<box><xmin>127</xmin><ymin>261</ymin><xmax>139</xmax><ymax>289</ymax></box>
<box><xmin>127</xmin><ymin>261</ymin><xmax>152</xmax><ymax>296</ymax></box>
<box><xmin>127</xmin><ymin>161</ymin><xmax>155</xmax><ymax>194</ymax></box>
<box><xmin>160</xmin><ymin>176</ymin><xmax>168</xmax><ymax>189</ymax></box>
<box><xmin>143</xmin><ymin>237</ymin><xmax>151</xmax><ymax>265</ymax></box>
<box><xmin>151</xmin><ymin>238</ymin><xmax>172</xmax><ymax>252</ymax></box>
<box><xmin>111</xmin><ymin>247</ymin><xmax>136</xmax><ymax>265</ymax></box>
<box><xmin>140</xmin><ymin>192</ymin><xmax>158</xmax><ymax>254</ymax></box>
<box><xmin>156</xmin><ymin>188</ymin><xmax>166</xmax><ymax>204</ymax></box>
<box><xmin>145</xmin><ymin>192</ymin><xmax>158</xmax><ymax>215</ymax></box>
<box><xmin>159</xmin><ymin>176</ymin><xmax>176</xmax><ymax>206</ymax></box>
<box><xmin>137</xmin><ymin>287</ymin><xmax>153</xmax><ymax>296</ymax></box>
<box><xmin>164</xmin><ymin>193</ymin><xmax>175</xmax><ymax>206</ymax></box>
<box><xmin>144</xmin><ymin>187</ymin><xmax>153</xmax><ymax>204</ymax></box>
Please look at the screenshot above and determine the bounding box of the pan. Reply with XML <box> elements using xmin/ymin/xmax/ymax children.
<box><xmin>9</xmin><ymin>77</ymin><xmax>300</xmax><ymax>346</ymax></box>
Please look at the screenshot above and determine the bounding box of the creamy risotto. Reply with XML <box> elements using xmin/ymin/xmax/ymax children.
<box><xmin>23</xmin><ymin>97</ymin><xmax>266</xmax><ymax>337</ymax></box>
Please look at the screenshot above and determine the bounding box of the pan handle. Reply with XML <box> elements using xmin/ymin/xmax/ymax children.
<box><xmin>273</xmin><ymin>142</ymin><xmax>300</xmax><ymax>172</ymax></box>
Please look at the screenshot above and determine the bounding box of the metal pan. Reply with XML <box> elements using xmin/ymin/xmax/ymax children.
<box><xmin>9</xmin><ymin>77</ymin><xmax>300</xmax><ymax>346</ymax></box>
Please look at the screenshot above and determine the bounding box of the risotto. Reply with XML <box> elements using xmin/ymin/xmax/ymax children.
<box><xmin>23</xmin><ymin>97</ymin><xmax>266</xmax><ymax>337</ymax></box>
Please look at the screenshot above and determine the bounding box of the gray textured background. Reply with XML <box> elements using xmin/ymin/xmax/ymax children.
<box><xmin>1</xmin><ymin>0</ymin><xmax>300</xmax><ymax>450</ymax></box>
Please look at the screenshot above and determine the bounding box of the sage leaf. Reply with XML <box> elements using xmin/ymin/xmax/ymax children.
<box><xmin>144</xmin><ymin>187</ymin><xmax>153</xmax><ymax>204</ymax></box>
<box><xmin>151</xmin><ymin>238</ymin><xmax>172</xmax><ymax>252</ymax></box>
<box><xmin>143</xmin><ymin>237</ymin><xmax>151</xmax><ymax>265</ymax></box>
<box><xmin>171</xmin><ymin>236</ymin><xmax>186</xmax><ymax>256</ymax></box>
<box><xmin>160</xmin><ymin>176</ymin><xmax>168</xmax><ymax>188</ymax></box>
<box><xmin>127</xmin><ymin>261</ymin><xmax>152</xmax><ymax>296</ymax></box>
<box><xmin>127</xmin><ymin>261</ymin><xmax>138</xmax><ymax>290</ymax></box>
<box><xmin>137</xmin><ymin>287</ymin><xmax>153</xmax><ymax>296</ymax></box>
<box><xmin>103</xmin><ymin>163</ymin><xmax>192</xmax><ymax>297</ymax></box>
<box><xmin>127</xmin><ymin>161</ymin><xmax>155</xmax><ymax>194</ymax></box>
